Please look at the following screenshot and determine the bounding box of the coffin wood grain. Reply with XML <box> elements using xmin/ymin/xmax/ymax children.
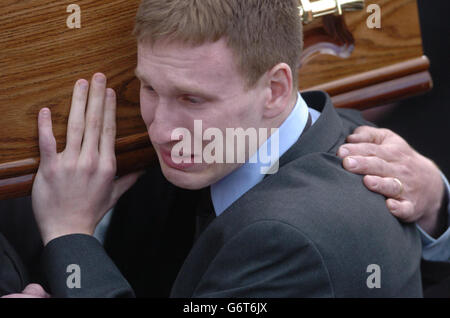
<box><xmin>0</xmin><ymin>0</ymin><xmax>431</xmax><ymax>199</ymax></box>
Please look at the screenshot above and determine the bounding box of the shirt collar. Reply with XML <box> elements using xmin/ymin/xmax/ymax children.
<box><xmin>210</xmin><ymin>92</ymin><xmax>310</xmax><ymax>216</ymax></box>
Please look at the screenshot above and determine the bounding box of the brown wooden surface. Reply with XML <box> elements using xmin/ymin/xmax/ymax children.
<box><xmin>330</xmin><ymin>71</ymin><xmax>432</xmax><ymax>109</ymax></box>
<box><xmin>0</xmin><ymin>0</ymin><xmax>431</xmax><ymax>199</ymax></box>
<box><xmin>299</xmin><ymin>0</ymin><xmax>427</xmax><ymax>89</ymax></box>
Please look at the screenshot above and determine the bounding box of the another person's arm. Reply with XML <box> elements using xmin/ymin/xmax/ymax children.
<box><xmin>337</xmin><ymin>126</ymin><xmax>449</xmax><ymax>262</ymax></box>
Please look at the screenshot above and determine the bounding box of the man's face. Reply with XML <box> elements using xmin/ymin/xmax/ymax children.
<box><xmin>136</xmin><ymin>38</ymin><xmax>268</xmax><ymax>190</ymax></box>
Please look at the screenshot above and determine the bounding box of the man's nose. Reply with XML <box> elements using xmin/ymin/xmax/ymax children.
<box><xmin>148</xmin><ymin>101</ymin><xmax>178</xmax><ymax>145</ymax></box>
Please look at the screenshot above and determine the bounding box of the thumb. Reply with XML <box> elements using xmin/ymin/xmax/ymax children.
<box><xmin>38</xmin><ymin>108</ymin><xmax>57</xmax><ymax>164</ymax></box>
<box><xmin>112</xmin><ymin>170</ymin><xmax>146</xmax><ymax>202</ymax></box>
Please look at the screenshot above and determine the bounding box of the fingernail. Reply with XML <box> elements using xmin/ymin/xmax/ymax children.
<box><xmin>41</xmin><ymin>108</ymin><xmax>50</xmax><ymax>117</ymax></box>
<box><xmin>106</xmin><ymin>88</ymin><xmax>115</xmax><ymax>97</ymax></box>
<box><xmin>366</xmin><ymin>177</ymin><xmax>378</xmax><ymax>188</ymax></box>
<box><xmin>387</xmin><ymin>200</ymin><xmax>397</xmax><ymax>212</ymax></box>
<box><xmin>95</xmin><ymin>73</ymin><xmax>106</xmax><ymax>83</ymax></box>
<box><xmin>346</xmin><ymin>157</ymin><xmax>358</xmax><ymax>169</ymax></box>
<box><xmin>78</xmin><ymin>79</ymin><xmax>88</xmax><ymax>89</ymax></box>
<box><xmin>339</xmin><ymin>147</ymin><xmax>349</xmax><ymax>157</ymax></box>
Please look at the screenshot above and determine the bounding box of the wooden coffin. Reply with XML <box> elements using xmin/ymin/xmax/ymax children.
<box><xmin>0</xmin><ymin>0</ymin><xmax>431</xmax><ymax>199</ymax></box>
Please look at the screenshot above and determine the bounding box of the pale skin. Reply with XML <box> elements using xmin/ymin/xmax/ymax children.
<box><xmin>3</xmin><ymin>40</ymin><xmax>447</xmax><ymax>297</ymax></box>
<box><xmin>136</xmin><ymin>39</ymin><xmax>296</xmax><ymax>190</ymax></box>
<box><xmin>31</xmin><ymin>73</ymin><xmax>144</xmax><ymax>247</ymax></box>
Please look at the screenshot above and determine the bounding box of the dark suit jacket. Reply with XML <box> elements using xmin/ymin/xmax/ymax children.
<box><xmin>0</xmin><ymin>233</ymin><xmax>29</xmax><ymax>294</ymax></box>
<box><xmin>28</xmin><ymin>91</ymin><xmax>425</xmax><ymax>298</ymax></box>
<box><xmin>0</xmin><ymin>195</ymin><xmax>42</xmax><ymax>296</ymax></box>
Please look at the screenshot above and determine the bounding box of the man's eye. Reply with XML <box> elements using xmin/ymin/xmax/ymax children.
<box><xmin>144</xmin><ymin>86</ymin><xmax>155</xmax><ymax>92</ymax></box>
<box><xmin>181</xmin><ymin>96</ymin><xmax>202</xmax><ymax>104</ymax></box>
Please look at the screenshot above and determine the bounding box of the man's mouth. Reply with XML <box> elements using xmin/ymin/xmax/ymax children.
<box><xmin>159</xmin><ymin>148</ymin><xmax>197</xmax><ymax>171</ymax></box>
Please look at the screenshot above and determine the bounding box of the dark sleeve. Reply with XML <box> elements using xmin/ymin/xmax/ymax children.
<box><xmin>0</xmin><ymin>233</ymin><xmax>29</xmax><ymax>296</ymax></box>
<box><xmin>421</xmin><ymin>259</ymin><xmax>450</xmax><ymax>297</ymax></box>
<box><xmin>192</xmin><ymin>221</ymin><xmax>334</xmax><ymax>298</ymax></box>
<box><xmin>41</xmin><ymin>234</ymin><xmax>135</xmax><ymax>298</ymax></box>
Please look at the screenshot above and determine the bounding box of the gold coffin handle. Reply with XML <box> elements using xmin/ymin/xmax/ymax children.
<box><xmin>299</xmin><ymin>0</ymin><xmax>365</xmax><ymax>24</ymax></box>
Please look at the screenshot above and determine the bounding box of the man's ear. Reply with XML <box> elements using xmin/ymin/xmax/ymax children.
<box><xmin>263</xmin><ymin>63</ymin><xmax>294</xmax><ymax>119</ymax></box>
